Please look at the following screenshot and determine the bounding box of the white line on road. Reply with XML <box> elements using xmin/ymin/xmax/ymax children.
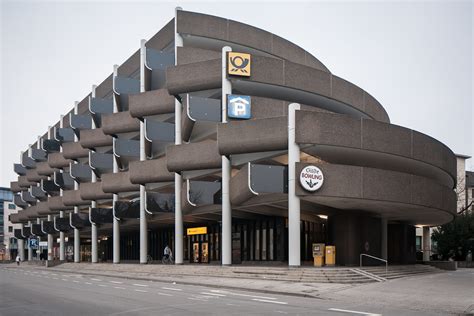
<box><xmin>51</xmin><ymin>273</ymin><xmax>57</xmax><ymax>276</ymax></box>
<box><xmin>161</xmin><ymin>287</ymin><xmax>182</xmax><ymax>291</ymax></box>
<box><xmin>110</xmin><ymin>281</ymin><xmax>123</xmax><ymax>284</ymax></box>
<box><xmin>328</xmin><ymin>308</ymin><xmax>381</xmax><ymax>316</ymax></box>
<box><xmin>61</xmin><ymin>279</ymin><xmax>67</xmax><ymax>281</ymax></box>
<box><xmin>132</xmin><ymin>283</ymin><xmax>148</xmax><ymax>287</ymax></box>
<box><xmin>114</xmin><ymin>287</ymin><xmax>126</xmax><ymax>290</ymax></box>
<box><xmin>85</xmin><ymin>282</ymin><xmax>92</xmax><ymax>285</ymax></box>
<box><xmin>252</xmin><ymin>299</ymin><xmax>288</xmax><ymax>305</ymax></box>
<box><xmin>157</xmin><ymin>292</ymin><xmax>173</xmax><ymax>296</ymax></box>
<box><xmin>134</xmin><ymin>289</ymin><xmax>148</xmax><ymax>293</ymax></box>
<box><xmin>187</xmin><ymin>297</ymin><xmax>207</xmax><ymax>302</ymax></box>
<box><xmin>211</xmin><ymin>290</ymin><xmax>276</xmax><ymax>300</ymax></box>
<box><xmin>52</xmin><ymin>277</ymin><xmax>58</xmax><ymax>280</ymax></box>
<box><xmin>91</xmin><ymin>278</ymin><xmax>102</xmax><ymax>281</ymax></box>
<box><xmin>72</xmin><ymin>280</ymin><xmax>79</xmax><ymax>283</ymax></box>
<box><xmin>98</xmin><ymin>284</ymin><xmax>108</xmax><ymax>287</ymax></box>
<box><xmin>200</xmin><ymin>292</ymin><xmax>226</xmax><ymax>297</ymax></box>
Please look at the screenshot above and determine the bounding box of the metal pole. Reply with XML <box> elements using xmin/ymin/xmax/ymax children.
<box><xmin>174</xmin><ymin>6</ymin><xmax>184</xmax><ymax>265</ymax></box>
<box><xmin>18</xmin><ymin>231</ymin><xmax>25</xmax><ymax>262</ymax></box>
<box><xmin>288</xmin><ymin>103</ymin><xmax>301</xmax><ymax>267</ymax></box>
<box><xmin>139</xmin><ymin>39</ymin><xmax>148</xmax><ymax>264</ymax></box>
<box><xmin>221</xmin><ymin>46</ymin><xmax>232</xmax><ymax>266</ymax></box>
<box><xmin>112</xmin><ymin>64</ymin><xmax>120</xmax><ymax>264</ymax></box>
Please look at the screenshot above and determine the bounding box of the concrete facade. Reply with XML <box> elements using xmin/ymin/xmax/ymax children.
<box><xmin>9</xmin><ymin>10</ymin><xmax>457</xmax><ymax>267</ymax></box>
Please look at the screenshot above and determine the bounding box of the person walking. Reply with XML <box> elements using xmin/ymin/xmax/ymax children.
<box><xmin>15</xmin><ymin>254</ymin><xmax>20</xmax><ymax>266</ymax></box>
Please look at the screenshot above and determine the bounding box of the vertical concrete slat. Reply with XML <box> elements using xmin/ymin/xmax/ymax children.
<box><xmin>221</xmin><ymin>46</ymin><xmax>232</xmax><ymax>266</ymax></box>
<box><xmin>288</xmin><ymin>103</ymin><xmax>301</xmax><ymax>267</ymax></box>
<box><xmin>174</xmin><ymin>6</ymin><xmax>184</xmax><ymax>265</ymax></box>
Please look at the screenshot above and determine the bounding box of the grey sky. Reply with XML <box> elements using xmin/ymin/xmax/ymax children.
<box><xmin>1</xmin><ymin>0</ymin><xmax>472</xmax><ymax>187</ymax></box>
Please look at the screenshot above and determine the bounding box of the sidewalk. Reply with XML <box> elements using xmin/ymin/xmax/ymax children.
<box><xmin>9</xmin><ymin>262</ymin><xmax>354</xmax><ymax>298</ymax></box>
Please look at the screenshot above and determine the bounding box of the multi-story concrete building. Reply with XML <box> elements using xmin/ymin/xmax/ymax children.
<box><xmin>8</xmin><ymin>9</ymin><xmax>457</xmax><ymax>266</ymax></box>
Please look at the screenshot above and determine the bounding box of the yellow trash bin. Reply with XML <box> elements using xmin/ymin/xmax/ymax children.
<box><xmin>325</xmin><ymin>245</ymin><xmax>336</xmax><ymax>266</ymax></box>
<box><xmin>312</xmin><ymin>243</ymin><xmax>325</xmax><ymax>267</ymax></box>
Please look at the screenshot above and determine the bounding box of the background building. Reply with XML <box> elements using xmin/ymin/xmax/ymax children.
<box><xmin>0</xmin><ymin>187</ymin><xmax>14</xmax><ymax>260</ymax></box>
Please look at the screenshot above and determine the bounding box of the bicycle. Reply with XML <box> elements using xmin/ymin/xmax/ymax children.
<box><xmin>146</xmin><ymin>254</ymin><xmax>153</xmax><ymax>264</ymax></box>
<box><xmin>161</xmin><ymin>255</ymin><xmax>174</xmax><ymax>264</ymax></box>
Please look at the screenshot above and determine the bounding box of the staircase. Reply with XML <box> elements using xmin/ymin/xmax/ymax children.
<box><xmin>360</xmin><ymin>264</ymin><xmax>443</xmax><ymax>280</ymax></box>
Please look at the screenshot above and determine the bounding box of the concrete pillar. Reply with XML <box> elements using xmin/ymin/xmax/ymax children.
<box><xmin>59</xmin><ymin>211</ymin><xmax>65</xmax><ymax>261</ymax></box>
<box><xmin>139</xmin><ymin>39</ymin><xmax>148</xmax><ymax>264</ymax></box>
<box><xmin>174</xmin><ymin>6</ymin><xmax>184</xmax><ymax>265</ymax></box>
<box><xmin>90</xmin><ymin>209</ymin><xmax>98</xmax><ymax>263</ymax></box>
<box><xmin>73</xmin><ymin>208</ymin><xmax>80</xmax><ymax>263</ymax></box>
<box><xmin>47</xmin><ymin>215</ymin><xmax>53</xmax><ymax>260</ymax></box>
<box><xmin>112</xmin><ymin>64</ymin><xmax>120</xmax><ymax>264</ymax></box>
<box><xmin>288</xmin><ymin>103</ymin><xmax>301</xmax><ymax>267</ymax></box>
<box><xmin>423</xmin><ymin>226</ymin><xmax>431</xmax><ymax>261</ymax></box>
<box><xmin>381</xmin><ymin>218</ymin><xmax>388</xmax><ymax>260</ymax></box>
<box><xmin>221</xmin><ymin>46</ymin><xmax>232</xmax><ymax>266</ymax></box>
<box><xmin>90</xmin><ymin>85</ymin><xmax>98</xmax><ymax>264</ymax></box>
<box><xmin>18</xmin><ymin>238</ymin><xmax>25</xmax><ymax>261</ymax></box>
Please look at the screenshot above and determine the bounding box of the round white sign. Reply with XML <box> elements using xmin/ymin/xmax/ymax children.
<box><xmin>299</xmin><ymin>165</ymin><xmax>324</xmax><ymax>192</ymax></box>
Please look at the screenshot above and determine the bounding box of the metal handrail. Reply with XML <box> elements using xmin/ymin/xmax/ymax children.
<box><xmin>360</xmin><ymin>253</ymin><xmax>388</xmax><ymax>278</ymax></box>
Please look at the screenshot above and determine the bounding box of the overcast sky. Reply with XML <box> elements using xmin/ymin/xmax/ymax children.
<box><xmin>1</xmin><ymin>0</ymin><xmax>472</xmax><ymax>187</ymax></box>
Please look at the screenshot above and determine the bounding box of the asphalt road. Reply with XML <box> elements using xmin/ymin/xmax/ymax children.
<box><xmin>0</xmin><ymin>266</ymin><xmax>451</xmax><ymax>315</ymax></box>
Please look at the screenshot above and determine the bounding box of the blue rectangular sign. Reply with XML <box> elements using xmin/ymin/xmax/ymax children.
<box><xmin>227</xmin><ymin>94</ymin><xmax>251</xmax><ymax>119</ymax></box>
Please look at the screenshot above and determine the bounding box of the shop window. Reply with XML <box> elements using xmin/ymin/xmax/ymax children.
<box><xmin>8</xmin><ymin>226</ymin><xmax>13</xmax><ymax>232</ymax></box>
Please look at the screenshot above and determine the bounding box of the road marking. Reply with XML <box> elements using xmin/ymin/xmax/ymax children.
<box><xmin>114</xmin><ymin>286</ymin><xmax>126</xmax><ymax>290</ymax></box>
<box><xmin>157</xmin><ymin>292</ymin><xmax>172</xmax><ymax>296</ymax></box>
<box><xmin>211</xmin><ymin>290</ymin><xmax>276</xmax><ymax>300</ymax></box>
<box><xmin>52</xmin><ymin>277</ymin><xmax>58</xmax><ymax>280</ymax></box>
<box><xmin>133</xmin><ymin>283</ymin><xmax>148</xmax><ymax>287</ymax></box>
<box><xmin>91</xmin><ymin>278</ymin><xmax>102</xmax><ymax>281</ymax></box>
<box><xmin>161</xmin><ymin>287</ymin><xmax>182</xmax><ymax>291</ymax></box>
<box><xmin>72</xmin><ymin>280</ymin><xmax>80</xmax><ymax>283</ymax></box>
<box><xmin>110</xmin><ymin>281</ymin><xmax>123</xmax><ymax>284</ymax></box>
<box><xmin>134</xmin><ymin>289</ymin><xmax>148</xmax><ymax>293</ymax></box>
<box><xmin>328</xmin><ymin>308</ymin><xmax>381</xmax><ymax>316</ymax></box>
<box><xmin>200</xmin><ymin>292</ymin><xmax>226</xmax><ymax>297</ymax></box>
<box><xmin>51</xmin><ymin>273</ymin><xmax>57</xmax><ymax>276</ymax></box>
<box><xmin>85</xmin><ymin>282</ymin><xmax>92</xmax><ymax>285</ymax></box>
<box><xmin>61</xmin><ymin>279</ymin><xmax>67</xmax><ymax>281</ymax></box>
<box><xmin>188</xmin><ymin>297</ymin><xmax>207</xmax><ymax>301</ymax></box>
<box><xmin>275</xmin><ymin>311</ymin><xmax>288</xmax><ymax>314</ymax></box>
<box><xmin>252</xmin><ymin>299</ymin><xmax>288</xmax><ymax>305</ymax></box>
<box><xmin>98</xmin><ymin>284</ymin><xmax>108</xmax><ymax>287</ymax></box>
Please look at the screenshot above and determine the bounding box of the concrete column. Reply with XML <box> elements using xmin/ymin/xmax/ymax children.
<box><xmin>47</xmin><ymin>217</ymin><xmax>53</xmax><ymax>260</ymax></box>
<box><xmin>288</xmin><ymin>103</ymin><xmax>301</xmax><ymax>267</ymax></box>
<box><xmin>221</xmin><ymin>46</ymin><xmax>233</xmax><ymax>266</ymax></box>
<box><xmin>139</xmin><ymin>39</ymin><xmax>148</xmax><ymax>264</ymax></box>
<box><xmin>174</xmin><ymin>6</ymin><xmax>184</xmax><ymax>265</ymax></box>
<box><xmin>112</xmin><ymin>64</ymin><xmax>120</xmax><ymax>264</ymax></box>
<box><xmin>72</xmin><ymin>102</ymin><xmax>81</xmax><ymax>263</ymax></box>
<box><xmin>423</xmin><ymin>226</ymin><xmax>431</xmax><ymax>262</ymax></box>
<box><xmin>59</xmin><ymin>115</ymin><xmax>66</xmax><ymax>262</ymax></box>
<box><xmin>59</xmin><ymin>211</ymin><xmax>65</xmax><ymax>261</ymax></box>
<box><xmin>90</xmin><ymin>84</ymin><xmax>98</xmax><ymax>264</ymax></box>
<box><xmin>381</xmin><ymin>218</ymin><xmax>388</xmax><ymax>260</ymax></box>
<box><xmin>18</xmin><ymin>238</ymin><xmax>25</xmax><ymax>261</ymax></box>
<box><xmin>90</xmin><ymin>207</ymin><xmax>98</xmax><ymax>263</ymax></box>
<box><xmin>27</xmin><ymin>221</ymin><xmax>33</xmax><ymax>261</ymax></box>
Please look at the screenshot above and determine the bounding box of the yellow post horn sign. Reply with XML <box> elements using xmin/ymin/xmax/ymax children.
<box><xmin>228</xmin><ymin>52</ymin><xmax>251</xmax><ymax>77</ymax></box>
